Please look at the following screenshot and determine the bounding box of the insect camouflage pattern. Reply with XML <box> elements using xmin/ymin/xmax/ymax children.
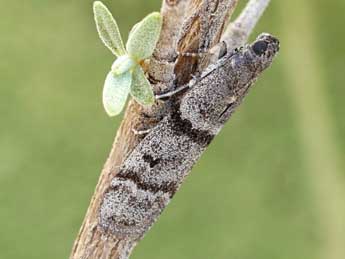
<box><xmin>99</xmin><ymin>33</ymin><xmax>280</xmax><ymax>240</ymax></box>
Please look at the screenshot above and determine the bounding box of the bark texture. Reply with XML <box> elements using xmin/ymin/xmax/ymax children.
<box><xmin>70</xmin><ymin>1</ymin><xmax>277</xmax><ymax>258</ymax></box>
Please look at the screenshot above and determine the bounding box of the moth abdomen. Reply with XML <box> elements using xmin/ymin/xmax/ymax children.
<box><xmin>99</xmin><ymin>178</ymin><xmax>170</xmax><ymax>240</ymax></box>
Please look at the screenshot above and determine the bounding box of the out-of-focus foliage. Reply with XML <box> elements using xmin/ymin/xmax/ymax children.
<box><xmin>0</xmin><ymin>0</ymin><xmax>344</xmax><ymax>259</ymax></box>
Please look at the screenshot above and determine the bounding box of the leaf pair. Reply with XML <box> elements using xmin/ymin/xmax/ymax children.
<box><xmin>93</xmin><ymin>1</ymin><xmax>162</xmax><ymax>116</ymax></box>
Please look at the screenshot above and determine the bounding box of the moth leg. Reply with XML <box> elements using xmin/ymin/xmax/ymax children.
<box><xmin>155</xmin><ymin>50</ymin><xmax>209</xmax><ymax>100</ymax></box>
<box><xmin>218</xmin><ymin>96</ymin><xmax>238</xmax><ymax>120</ymax></box>
<box><xmin>132</xmin><ymin>127</ymin><xmax>152</xmax><ymax>136</ymax></box>
<box><xmin>176</xmin><ymin>51</ymin><xmax>208</xmax><ymax>58</ymax></box>
<box><xmin>155</xmin><ymin>84</ymin><xmax>190</xmax><ymax>100</ymax></box>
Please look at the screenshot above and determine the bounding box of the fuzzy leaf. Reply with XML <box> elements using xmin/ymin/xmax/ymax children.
<box><xmin>93</xmin><ymin>1</ymin><xmax>126</xmax><ymax>57</ymax></box>
<box><xmin>128</xmin><ymin>22</ymin><xmax>140</xmax><ymax>38</ymax></box>
<box><xmin>103</xmin><ymin>71</ymin><xmax>131</xmax><ymax>116</ymax></box>
<box><xmin>130</xmin><ymin>66</ymin><xmax>155</xmax><ymax>106</ymax></box>
<box><xmin>126</xmin><ymin>12</ymin><xmax>162</xmax><ymax>61</ymax></box>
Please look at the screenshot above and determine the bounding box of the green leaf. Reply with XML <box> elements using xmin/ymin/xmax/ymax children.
<box><xmin>102</xmin><ymin>71</ymin><xmax>131</xmax><ymax>116</ymax></box>
<box><xmin>126</xmin><ymin>12</ymin><xmax>162</xmax><ymax>61</ymax></box>
<box><xmin>128</xmin><ymin>21</ymin><xmax>140</xmax><ymax>38</ymax></box>
<box><xmin>93</xmin><ymin>1</ymin><xmax>126</xmax><ymax>57</ymax></box>
<box><xmin>130</xmin><ymin>66</ymin><xmax>155</xmax><ymax>106</ymax></box>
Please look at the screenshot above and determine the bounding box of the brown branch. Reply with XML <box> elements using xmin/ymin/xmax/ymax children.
<box><xmin>70</xmin><ymin>1</ymin><xmax>191</xmax><ymax>258</ymax></box>
<box><xmin>69</xmin><ymin>101</ymin><xmax>141</xmax><ymax>259</ymax></box>
<box><xmin>222</xmin><ymin>0</ymin><xmax>271</xmax><ymax>49</ymax></box>
<box><xmin>174</xmin><ymin>0</ymin><xmax>239</xmax><ymax>84</ymax></box>
<box><xmin>70</xmin><ymin>1</ymin><xmax>276</xmax><ymax>258</ymax></box>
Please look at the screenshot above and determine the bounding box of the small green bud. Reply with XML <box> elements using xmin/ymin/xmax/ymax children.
<box><xmin>94</xmin><ymin>2</ymin><xmax>162</xmax><ymax>116</ymax></box>
<box><xmin>111</xmin><ymin>55</ymin><xmax>136</xmax><ymax>75</ymax></box>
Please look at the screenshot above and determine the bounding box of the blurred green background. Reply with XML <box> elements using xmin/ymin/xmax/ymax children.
<box><xmin>1</xmin><ymin>0</ymin><xmax>344</xmax><ymax>258</ymax></box>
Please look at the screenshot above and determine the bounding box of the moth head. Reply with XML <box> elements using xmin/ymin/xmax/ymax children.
<box><xmin>249</xmin><ymin>33</ymin><xmax>280</xmax><ymax>70</ymax></box>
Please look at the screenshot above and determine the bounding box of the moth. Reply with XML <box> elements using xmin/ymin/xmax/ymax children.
<box><xmin>99</xmin><ymin>33</ymin><xmax>280</xmax><ymax>240</ymax></box>
<box><xmin>93</xmin><ymin>1</ymin><xmax>162</xmax><ymax>116</ymax></box>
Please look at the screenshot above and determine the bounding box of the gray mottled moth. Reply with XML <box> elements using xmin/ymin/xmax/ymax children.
<box><xmin>99</xmin><ymin>33</ymin><xmax>280</xmax><ymax>241</ymax></box>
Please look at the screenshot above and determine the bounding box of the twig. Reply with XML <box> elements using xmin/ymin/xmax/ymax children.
<box><xmin>222</xmin><ymin>0</ymin><xmax>271</xmax><ymax>49</ymax></box>
<box><xmin>70</xmin><ymin>1</ymin><xmax>278</xmax><ymax>258</ymax></box>
<box><xmin>70</xmin><ymin>1</ymin><xmax>195</xmax><ymax>258</ymax></box>
<box><xmin>148</xmin><ymin>0</ymin><xmax>189</xmax><ymax>85</ymax></box>
<box><xmin>174</xmin><ymin>0</ymin><xmax>239</xmax><ymax>84</ymax></box>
